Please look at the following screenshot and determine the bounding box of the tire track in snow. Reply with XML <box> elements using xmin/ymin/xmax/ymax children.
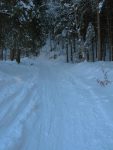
<box><xmin>31</xmin><ymin>64</ymin><xmax>85</xmax><ymax>150</ymax></box>
<box><xmin>0</xmin><ymin>75</ymin><xmax>41</xmax><ymax>150</ymax></box>
<box><xmin>64</xmin><ymin>72</ymin><xmax>113</xmax><ymax>149</ymax></box>
<box><xmin>0</xmin><ymin>86</ymin><xmax>23</xmax><ymax>124</ymax></box>
<box><xmin>36</xmin><ymin>62</ymin><xmax>113</xmax><ymax>150</ymax></box>
<box><xmin>1</xmin><ymin>60</ymin><xmax>113</xmax><ymax>150</ymax></box>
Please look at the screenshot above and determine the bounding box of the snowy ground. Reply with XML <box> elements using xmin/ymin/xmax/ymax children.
<box><xmin>0</xmin><ymin>55</ymin><xmax>113</xmax><ymax>150</ymax></box>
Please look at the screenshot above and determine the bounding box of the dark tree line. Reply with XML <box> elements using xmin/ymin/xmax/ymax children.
<box><xmin>46</xmin><ymin>0</ymin><xmax>113</xmax><ymax>62</ymax></box>
<box><xmin>0</xmin><ymin>0</ymin><xmax>46</xmax><ymax>63</ymax></box>
<box><xmin>99</xmin><ymin>0</ymin><xmax>113</xmax><ymax>61</ymax></box>
<box><xmin>0</xmin><ymin>0</ymin><xmax>113</xmax><ymax>63</ymax></box>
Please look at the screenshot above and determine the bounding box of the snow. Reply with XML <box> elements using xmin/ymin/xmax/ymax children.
<box><xmin>17</xmin><ymin>0</ymin><xmax>34</xmax><ymax>10</ymax></box>
<box><xmin>0</xmin><ymin>56</ymin><xmax>113</xmax><ymax>150</ymax></box>
<box><xmin>99</xmin><ymin>0</ymin><xmax>105</xmax><ymax>13</ymax></box>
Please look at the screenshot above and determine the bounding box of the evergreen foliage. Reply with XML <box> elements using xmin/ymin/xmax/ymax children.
<box><xmin>0</xmin><ymin>0</ymin><xmax>113</xmax><ymax>62</ymax></box>
<box><xmin>0</xmin><ymin>0</ymin><xmax>46</xmax><ymax>62</ymax></box>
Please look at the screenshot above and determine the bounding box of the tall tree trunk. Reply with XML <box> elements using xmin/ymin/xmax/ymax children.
<box><xmin>111</xmin><ymin>45</ymin><xmax>113</xmax><ymax>61</ymax></box>
<box><xmin>62</xmin><ymin>37</ymin><xmax>64</xmax><ymax>50</ymax></box>
<box><xmin>95</xmin><ymin>38</ymin><xmax>98</xmax><ymax>59</ymax></box>
<box><xmin>103</xmin><ymin>40</ymin><xmax>106</xmax><ymax>61</ymax></box>
<box><xmin>70</xmin><ymin>40</ymin><xmax>73</xmax><ymax>62</ymax></box>
<box><xmin>0</xmin><ymin>48</ymin><xmax>3</xmax><ymax>60</ymax></box>
<box><xmin>10</xmin><ymin>48</ymin><xmax>15</xmax><ymax>61</ymax></box>
<box><xmin>97</xmin><ymin>1</ymin><xmax>102</xmax><ymax>60</ymax></box>
<box><xmin>66</xmin><ymin>40</ymin><xmax>69</xmax><ymax>63</ymax></box>
<box><xmin>4</xmin><ymin>48</ymin><xmax>7</xmax><ymax>61</ymax></box>
<box><xmin>73</xmin><ymin>38</ymin><xmax>76</xmax><ymax>53</ymax></box>
<box><xmin>92</xmin><ymin>40</ymin><xmax>94</xmax><ymax>62</ymax></box>
<box><xmin>107</xmin><ymin>16</ymin><xmax>112</xmax><ymax>61</ymax></box>
<box><xmin>16</xmin><ymin>49</ymin><xmax>21</xmax><ymax>64</ymax></box>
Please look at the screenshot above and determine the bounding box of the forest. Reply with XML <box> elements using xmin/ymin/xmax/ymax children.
<box><xmin>1</xmin><ymin>1</ymin><xmax>113</xmax><ymax>150</ymax></box>
<box><xmin>0</xmin><ymin>0</ymin><xmax>113</xmax><ymax>63</ymax></box>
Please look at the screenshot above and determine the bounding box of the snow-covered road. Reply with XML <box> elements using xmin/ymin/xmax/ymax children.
<box><xmin>0</xmin><ymin>57</ymin><xmax>113</xmax><ymax>150</ymax></box>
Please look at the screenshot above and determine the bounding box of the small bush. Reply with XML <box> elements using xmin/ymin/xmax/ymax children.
<box><xmin>97</xmin><ymin>68</ymin><xmax>112</xmax><ymax>87</ymax></box>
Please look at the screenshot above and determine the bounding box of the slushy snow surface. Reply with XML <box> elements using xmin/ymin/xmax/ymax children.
<box><xmin>0</xmin><ymin>56</ymin><xmax>113</xmax><ymax>150</ymax></box>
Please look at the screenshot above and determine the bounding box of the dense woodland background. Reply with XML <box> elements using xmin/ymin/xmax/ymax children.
<box><xmin>0</xmin><ymin>0</ymin><xmax>113</xmax><ymax>63</ymax></box>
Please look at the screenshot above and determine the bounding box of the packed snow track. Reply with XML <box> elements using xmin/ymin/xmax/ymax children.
<box><xmin>0</xmin><ymin>57</ymin><xmax>113</xmax><ymax>150</ymax></box>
